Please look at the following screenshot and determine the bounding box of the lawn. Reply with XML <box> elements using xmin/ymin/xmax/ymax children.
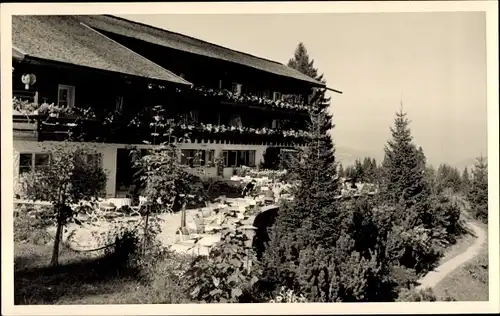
<box><xmin>432</xmin><ymin>223</ymin><xmax>489</xmax><ymax>301</ymax></box>
<box><xmin>14</xmin><ymin>242</ymin><xmax>191</xmax><ymax>305</ymax></box>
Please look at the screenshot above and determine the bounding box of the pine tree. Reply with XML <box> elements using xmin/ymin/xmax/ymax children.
<box><xmin>436</xmin><ymin>164</ymin><xmax>462</xmax><ymax>194</ymax></box>
<box><xmin>262</xmin><ymin>42</ymin><xmax>390</xmax><ymax>302</ymax></box>
<box><xmin>263</xmin><ymin>42</ymin><xmax>342</xmax><ymax>297</ymax></box>
<box><xmin>287</xmin><ymin>42</ymin><xmax>330</xmax><ymax>109</ymax></box>
<box><xmin>424</xmin><ymin>164</ymin><xmax>437</xmax><ymax>194</ymax></box>
<box><xmin>338</xmin><ymin>162</ymin><xmax>345</xmax><ymax>178</ymax></box>
<box><xmin>468</xmin><ymin>155</ymin><xmax>488</xmax><ymax>222</ymax></box>
<box><xmin>362</xmin><ymin>157</ymin><xmax>373</xmax><ymax>182</ymax></box>
<box><xmin>381</xmin><ymin>108</ymin><xmax>431</xmax><ymax>225</ymax></box>
<box><xmin>461</xmin><ymin>167</ymin><xmax>471</xmax><ymax>195</ymax></box>
<box><xmin>354</xmin><ymin>159</ymin><xmax>364</xmax><ymax>183</ymax></box>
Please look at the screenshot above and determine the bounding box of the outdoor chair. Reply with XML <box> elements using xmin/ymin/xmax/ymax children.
<box><xmin>176</xmin><ymin>227</ymin><xmax>202</xmax><ymax>246</ymax></box>
<box><xmin>129</xmin><ymin>197</ymin><xmax>146</xmax><ymax>217</ymax></box>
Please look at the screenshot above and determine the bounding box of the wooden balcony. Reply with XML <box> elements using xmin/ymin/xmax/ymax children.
<box><xmin>13</xmin><ymin>114</ymin><xmax>310</xmax><ymax>146</ymax></box>
<box><xmin>13</xmin><ymin>115</ymin><xmax>104</xmax><ymax>142</ymax></box>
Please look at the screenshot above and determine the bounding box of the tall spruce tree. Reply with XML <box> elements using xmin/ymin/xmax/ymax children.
<box><xmin>262</xmin><ymin>43</ymin><xmax>390</xmax><ymax>302</ymax></box>
<box><xmin>287</xmin><ymin>42</ymin><xmax>330</xmax><ymax>109</ymax></box>
<box><xmin>263</xmin><ymin>42</ymin><xmax>341</xmax><ymax>295</ymax></box>
<box><xmin>381</xmin><ymin>107</ymin><xmax>431</xmax><ymax>224</ymax></box>
<box><xmin>468</xmin><ymin>155</ymin><xmax>488</xmax><ymax>222</ymax></box>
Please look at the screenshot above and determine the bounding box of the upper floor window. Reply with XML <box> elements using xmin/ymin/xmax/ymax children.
<box><xmin>232</xmin><ymin>83</ymin><xmax>242</xmax><ymax>95</ymax></box>
<box><xmin>116</xmin><ymin>96</ymin><xmax>124</xmax><ymax>112</ymax></box>
<box><xmin>57</xmin><ymin>84</ymin><xmax>75</xmax><ymax>107</ymax></box>
<box><xmin>229</xmin><ymin>115</ymin><xmax>243</xmax><ymax>127</ymax></box>
<box><xmin>181</xmin><ymin>110</ymin><xmax>199</xmax><ymax>124</ymax></box>
<box><xmin>273</xmin><ymin>92</ymin><xmax>282</xmax><ymax>101</ymax></box>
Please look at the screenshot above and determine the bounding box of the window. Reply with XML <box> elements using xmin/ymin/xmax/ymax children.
<box><xmin>57</xmin><ymin>84</ymin><xmax>75</xmax><ymax>107</ymax></box>
<box><xmin>222</xmin><ymin>150</ymin><xmax>229</xmax><ymax>168</ymax></box>
<box><xmin>229</xmin><ymin>115</ymin><xmax>242</xmax><ymax>127</ymax></box>
<box><xmin>181</xmin><ymin>111</ymin><xmax>199</xmax><ymax>124</ymax></box>
<box><xmin>181</xmin><ymin>149</ymin><xmax>212</xmax><ymax>167</ymax></box>
<box><xmin>273</xmin><ymin>92</ymin><xmax>282</xmax><ymax>101</ymax></box>
<box><xmin>116</xmin><ymin>96</ymin><xmax>124</xmax><ymax>111</ymax></box>
<box><xmin>85</xmin><ymin>153</ymin><xmax>102</xmax><ymax>168</ymax></box>
<box><xmin>231</xmin><ymin>83</ymin><xmax>242</xmax><ymax>94</ymax></box>
<box><xmin>222</xmin><ymin>150</ymin><xmax>256</xmax><ymax>167</ymax></box>
<box><xmin>207</xmin><ymin>150</ymin><xmax>215</xmax><ymax>166</ymax></box>
<box><xmin>19</xmin><ymin>153</ymin><xmax>51</xmax><ymax>174</ymax></box>
<box><xmin>272</xmin><ymin>119</ymin><xmax>281</xmax><ymax>129</ymax></box>
<box><xmin>19</xmin><ymin>153</ymin><xmax>33</xmax><ymax>174</ymax></box>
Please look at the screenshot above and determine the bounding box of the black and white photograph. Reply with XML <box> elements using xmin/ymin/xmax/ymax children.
<box><xmin>1</xmin><ymin>1</ymin><xmax>498</xmax><ymax>315</ymax></box>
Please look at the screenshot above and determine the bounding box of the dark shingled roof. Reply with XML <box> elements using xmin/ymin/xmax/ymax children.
<box><xmin>77</xmin><ymin>15</ymin><xmax>326</xmax><ymax>87</ymax></box>
<box><xmin>12</xmin><ymin>15</ymin><xmax>191</xmax><ymax>86</ymax></box>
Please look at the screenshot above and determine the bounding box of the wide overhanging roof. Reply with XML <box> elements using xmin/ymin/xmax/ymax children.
<box><xmin>12</xmin><ymin>15</ymin><xmax>191</xmax><ymax>86</ymax></box>
<box><xmin>78</xmin><ymin>15</ymin><xmax>333</xmax><ymax>88</ymax></box>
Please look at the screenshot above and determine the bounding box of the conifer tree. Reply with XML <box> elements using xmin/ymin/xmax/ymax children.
<box><xmin>381</xmin><ymin>108</ymin><xmax>431</xmax><ymax>225</ymax></box>
<box><xmin>287</xmin><ymin>42</ymin><xmax>330</xmax><ymax>109</ymax></box>
<box><xmin>263</xmin><ymin>42</ymin><xmax>341</xmax><ymax>295</ymax></box>
<box><xmin>354</xmin><ymin>159</ymin><xmax>364</xmax><ymax>183</ymax></box>
<box><xmin>436</xmin><ymin>164</ymin><xmax>462</xmax><ymax>194</ymax></box>
<box><xmin>468</xmin><ymin>155</ymin><xmax>488</xmax><ymax>222</ymax></box>
<box><xmin>338</xmin><ymin>163</ymin><xmax>345</xmax><ymax>178</ymax></box>
<box><xmin>262</xmin><ymin>42</ymin><xmax>390</xmax><ymax>303</ymax></box>
<box><xmin>461</xmin><ymin>167</ymin><xmax>471</xmax><ymax>195</ymax></box>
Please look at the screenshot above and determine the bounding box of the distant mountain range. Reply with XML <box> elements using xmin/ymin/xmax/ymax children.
<box><xmin>335</xmin><ymin>146</ymin><xmax>484</xmax><ymax>171</ymax></box>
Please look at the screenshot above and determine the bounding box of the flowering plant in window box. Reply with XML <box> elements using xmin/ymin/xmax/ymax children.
<box><xmin>190</xmin><ymin>85</ymin><xmax>311</xmax><ymax>112</ymax></box>
<box><xmin>13</xmin><ymin>97</ymin><xmax>96</xmax><ymax>119</ymax></box>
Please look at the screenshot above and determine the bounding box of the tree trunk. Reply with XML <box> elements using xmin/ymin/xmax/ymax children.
<box><xmin>180</xmin><ymin>201</ymin><xmax>187</xmax><ymax>229</ymax></box>
<box><xmin>142</xmin><ymin>206</ymin><xmax>149</xmax><ymax>256</ymax></box>
<box><xmin>50</xmin><ymin>206</ymin><xmax>64</xmax><ymax>267</ymax></box>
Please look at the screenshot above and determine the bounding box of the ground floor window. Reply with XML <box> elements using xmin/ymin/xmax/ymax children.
<box><xmin>82</xmin><ymin>153</ymin><xmax>102</xmax><ymax>168</ymax></box>
<box><xmin>18</xmin><ymin>153</ymin><xmax>50</xmax><ymax>174</ymax></box>
<box><xmin>222</xmin><ymin>150</ymin><xmax>256</xmax><ymax>167</ymax></box>
<box><xmin>181</xmin><ymin>149</ymin><xmax>215</xmax><ymax>167</ymax></box>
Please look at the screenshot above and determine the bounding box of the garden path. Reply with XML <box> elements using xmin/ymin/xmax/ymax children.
<box><xmin>416</xmin><ymin>221</ymin><xmax>486</xmax><ymax>290</ymax></box>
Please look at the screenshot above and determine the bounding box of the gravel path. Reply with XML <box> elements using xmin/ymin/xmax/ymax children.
<box><xmin>416</xmin><ymin>221</ymin><xmax>487</xmax><ymax>290</ymax></box>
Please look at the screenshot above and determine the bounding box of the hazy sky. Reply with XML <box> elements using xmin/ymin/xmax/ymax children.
<box><xmin>120</xmin><ymin>12</ymin><xmax>487</xmax><ymax>167</ymax></box>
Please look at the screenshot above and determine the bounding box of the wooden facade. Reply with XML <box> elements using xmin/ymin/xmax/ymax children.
<box><xmin>12</xmin><ymin>15</ymin><xmax>332</xmax><ymax>197</ymax></box>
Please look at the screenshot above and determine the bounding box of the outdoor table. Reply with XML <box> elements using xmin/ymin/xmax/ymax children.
<box><xmin>106</xmin><ymin>198</ymin><xmax>132</xmax><ymax>209</ymax></box>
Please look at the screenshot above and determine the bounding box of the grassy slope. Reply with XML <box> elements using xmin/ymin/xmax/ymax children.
<box><xmin>14</xmin><ymin>242</ymin><xmax>189</xmax><ymax>305</ymax></box>
<box><xmin>433</xmin><ymin>222</ymin><xmax>489</xmax><ymax>301</ymax></box>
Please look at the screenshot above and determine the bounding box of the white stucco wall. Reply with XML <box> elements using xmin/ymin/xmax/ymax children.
<box><xmin>13</xmin><ymin>140</ymin><xmax>269</xmax><ymax>198</ymax></box>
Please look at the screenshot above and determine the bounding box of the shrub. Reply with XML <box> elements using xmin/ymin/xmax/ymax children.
<box><xmin>397</xmin><ymin>287</ymin><xmax>457</xmax><ymax>302</ymax></box>
<box><xmin>17</xmin><ymin>143</ymin><xmax>107</xmax><ymax>266</ymax></box>
<box><xmin>269</xmin><ymin>287</ymin><xmax>307</xmax><ymax>303</ymax></box>
<box><xmin>397</xmin><ymin>287</ymin><xmax>437</xmax><ymax>302</ymax></box>
<box><xmin>14</xmin><ymin>204</ymin><xmax>53</xmax><ymax>244</ymax></box>
<box><xmin>184</xmin><ymin>228</ymin><xmax>262</xmax><ymax>303</ymax></box>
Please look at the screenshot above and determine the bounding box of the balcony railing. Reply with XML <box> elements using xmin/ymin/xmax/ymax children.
<box><xmin>189</xmin><ymin>86</ymin><xmax>312</xmax><ymax>113</ymax></box>
<box><xmin>13</xmin><ymin>114</ymin><xmax>311</xmax><ymax>146</ymax></box>
<box><xmin>13</xmin><ymin>115</ymin><xmax>105</xmax><ymax>142</ymax></box>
